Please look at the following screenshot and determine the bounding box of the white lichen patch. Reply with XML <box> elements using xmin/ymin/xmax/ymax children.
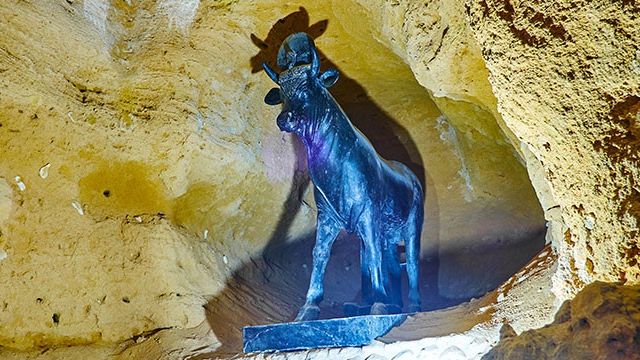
<box><xmin>71</xmin><ymin>200</ymin><xmax>84</xmax><ymax>216</ymax></box>
<box><xmin>0</xmin><ymin>249</ymin><xmax>7</xmax><ymax>262</ymax></box>
<box><xmin>157</xmin><ymin>0</ymin><xmax>199</xmax><ymax>34</ymax></box>
<box><xmin>435</xmin><ymin>115</ymin><xmax>475</xmax><ymax>201</ymax></box>
<box><xmin>220</xmin><ymin>199</ymin><xmax>242</xmax><ymax>216</ymax></box>
<box><xmin>83</xmin><ymin>0</ymin><xmax>113</xmax><ymax>47</ymax></box>
<box><xmin>14</xmin><ymin>176</ymin><xmax>26</xmax><ymax>191</ymax></box>
<box><xmin>631</xmin><ymin>49</ymin><xmax>640</xmax><ymax>75</ymax></box>
<box><xmin>583</xmin><ymin>214</ymin><xmax>596</xmax><ymax>230</ymax></box>
<box><xmin>195</xmin><ymin>112</ymin><xmax>204</xmax><ymax>132</ymax></box>
<box><xmin>0</xmin><ymin>178</ymin><xmax>12</xmax><ymax>224</ymax></box>
<box><xmin>458</xmin><ymin>167</ymin><xmax>474</xmax><ymax>202</ymax></box>
<box><xmin>39</xmin><ymin>163</ymin><xmax>51</xmax><ymax>179</ymax></box>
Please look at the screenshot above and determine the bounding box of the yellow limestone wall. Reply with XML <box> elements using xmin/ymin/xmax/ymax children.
<box><xmin>0</xmin><ymin>0</ymin><xmax>587</xmax><ymax>353</ymax></box>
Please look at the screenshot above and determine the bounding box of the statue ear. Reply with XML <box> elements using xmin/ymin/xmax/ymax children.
<box><xmin>264</xmin><ymin>88</ymin><xmax>282</xmax><ymax>105</ymax></box>
<box><xmin>319</xmin><ymin>69</ymin><xmax>339</xmax><ymax>88</ymax></box>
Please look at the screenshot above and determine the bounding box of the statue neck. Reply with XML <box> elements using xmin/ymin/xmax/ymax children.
<box><xmin>297</xmin><ymin>98</ymin><xmax>354</xmax><ymax>173</ymax></box>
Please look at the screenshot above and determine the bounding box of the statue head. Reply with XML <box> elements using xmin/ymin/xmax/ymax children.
<box><xmin>262</xmin><ymin>33</ymin><xmax>339</xmax><ymax>134</ymax></box>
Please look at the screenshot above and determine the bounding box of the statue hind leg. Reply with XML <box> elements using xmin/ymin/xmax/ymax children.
<box><xmin>383</xmin><ymin>234</ymin><xmax>403</xmax><ymax>313</ymax></box>
<box><xmin>405</xmin><ymin>201</ymin><xmax>423</xmax><ymax>313</ymax></box>
<box><xmin>342</xmin><ymin>238</ymin><xmax>373</xmax><ymax>317</ymax></box>
<box><xmin>360</xmin><ymin>238</ymin><xmax>372</xmax><ymax>306</ymax></box>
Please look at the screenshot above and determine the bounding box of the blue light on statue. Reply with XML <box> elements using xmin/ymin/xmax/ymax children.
<box><xmin>243</xmin><ymin>32</ymin><xmax>425</xmax><ymax>353</ymax></box>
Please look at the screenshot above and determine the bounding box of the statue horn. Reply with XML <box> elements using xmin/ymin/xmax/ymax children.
<box><xmin>262</xmin><ymin>62</ymin><xmax>279</xmax><ymax>84</ymax></box>
<box><xmin>310</xmin><ymin>45</ymin><xmax>320</xmax><ymax>76</ymax></box>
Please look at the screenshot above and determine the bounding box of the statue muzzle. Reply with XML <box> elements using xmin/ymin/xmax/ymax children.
<box><xmin>277</xmin><ymin>111</ymin><xmax>295</xmax><ymax>132</ymax></box>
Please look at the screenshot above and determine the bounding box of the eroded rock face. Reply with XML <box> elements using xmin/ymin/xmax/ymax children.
<box><xmin>0</xmin><ymin>0</ymin><xmax>547</xmax><ymax>351</ymax></box>
<box><xmin>2</xmin><ymin>0</ymin><xmax>637</xmax><ymax>357</ymax></box>
<box><xmin>466</xmin><ymin>0</ymin><xmax>640</xmax><ymax>300</ymax></box>
<box><xmin>0</xmin><ymin>0</ymin><xmax>316</xmax><ymax>349</ymax></box>
<box><xmin>357</xmin><ymin>0</ymin><xmax>548</xmax><ymax>299</ymax></box>
<box><xmin>484</xmin><ymin>282</ymin><xmax>640</xmax><ymax>360</ymax></box>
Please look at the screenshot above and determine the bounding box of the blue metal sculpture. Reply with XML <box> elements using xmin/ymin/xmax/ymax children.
<box><xmin>263</xmin><ymin>33</ymin><xmax>423</xmax><ymax>321</ymax></box>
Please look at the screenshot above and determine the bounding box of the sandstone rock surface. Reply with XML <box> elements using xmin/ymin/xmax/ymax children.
<box><xmin>0</xmin><ymin>0</ymin><xmax>637</xmax><ymax>358</ymax></box>
<box><xmin>466</xmin><ymin>0</ymin><xmax>640</xmax><ymax>300</ymax></box>
<box><xmin>484</xmin><ymin>282</ymin><xmax>640</xmax><ymax>360</ymax></box>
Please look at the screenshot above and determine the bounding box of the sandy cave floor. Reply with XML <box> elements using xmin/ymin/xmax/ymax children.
<box><xmin>197</xmin><ymin>244</ymin><xmax>557</xmax><ymax>359</ymax></box>
<box><xmin>199</xmin><ymin>234</ymin><xmax>548</xmax><ymax>358</ymax></box>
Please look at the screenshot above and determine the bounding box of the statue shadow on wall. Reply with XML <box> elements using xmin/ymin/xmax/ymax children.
<box><xmin>203</xmin><ymin>7</ymin><xmax>458</xmax><ymax>357</ymax></box>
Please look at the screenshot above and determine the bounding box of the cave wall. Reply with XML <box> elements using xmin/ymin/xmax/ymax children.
<box><xmin>465</xmin><ymin>0</ymin><xmax>640</xmax><ymax>300</ymax></box>
<box><xmin>357</xmin><ymin>0</ymin><xmax>640</xmax><ymax>301</ymax></box>
<box><xmin>0</xmin><ymin>0</ymin><xmax>268</xmax><ymax>349</ymax></box>
<box><xmin>484</xmin><ymin>281</ymin><xmax>640</xmax><ymax>360</ymax></box>
<box><xmin>0</xmin><ymin>0</ymin><xmax>322</xmax><ymax>349</ymax></box>
<box><xmin>3</xmin><ymin>0</ymin><xmax>631</xmax><ymax>355</ymax></box>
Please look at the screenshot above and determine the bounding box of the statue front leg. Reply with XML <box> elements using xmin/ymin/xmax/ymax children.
<box><xmin>295</xmin><ymin>211</ymin><xmax>341</xmax><ymax>321</ymax></box>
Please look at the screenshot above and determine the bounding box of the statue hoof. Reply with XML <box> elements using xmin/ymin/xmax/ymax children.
<box><xmin>294</xmin><ymin>304</ymin><xmax>320</xmax><ymax>321</ymax></box>
<box><xmin>370</xmin><ymin>302</ymin><xmax>388</xmax><ymax>315</ymax></box>
<box><xmin>408</xmin><ymin>304</ymin><xmax>421</xmax><ymax>313</ymax></box>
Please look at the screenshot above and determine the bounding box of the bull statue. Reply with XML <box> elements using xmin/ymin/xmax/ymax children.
<box><xmin>262</xmin><ymin>33</ymin><xmax>423</xmax><ymax>321</ymax></box>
